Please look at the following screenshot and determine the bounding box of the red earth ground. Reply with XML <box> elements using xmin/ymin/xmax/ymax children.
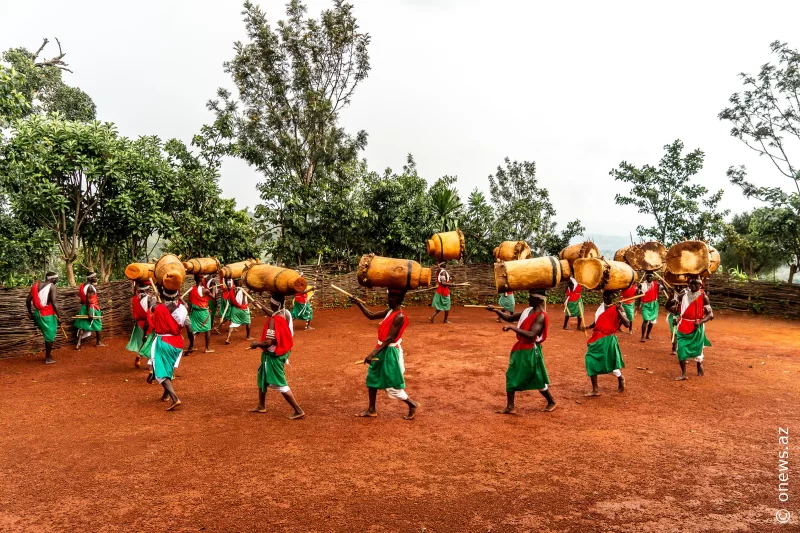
<box><xmin>1</xmin><ymin>304</ymin><xmax>799</xmax><ymax>532</ymax></box>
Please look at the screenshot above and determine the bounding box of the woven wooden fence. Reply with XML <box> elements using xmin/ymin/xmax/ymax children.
<box><xmin>3</xmin><ymin>265</ymin><xmax>797</xmax><ymax>358</ymax></box>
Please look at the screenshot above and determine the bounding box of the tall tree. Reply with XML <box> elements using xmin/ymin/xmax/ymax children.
<box><xmin>2</xmin><ymin>38</ymin><xmax>96</xmax><ymax>121</ymax></box>
<box><xmin>611</xmin><ymin>140</ymin><xmax>728</xmax><ymax>245</ymax></box>
<box><xmin>0</xmin><ymin>64</ymin><xmax>30</xmax><ymax>126</ymax></box>
<box><xmin>1</xmin><ymin>116</ymin><xmax>126</xmax><ymax>285</ymax></box>
<box><xmin>460</xmin><ymin>188</ymin><xmax>497</xmax><ymax>263</ymax></box>
<box><xmin>489</xmin><ymin>157</ymin><xmax>583</xmax><ymax>255</ymax></box>
<box><xmin>719</xmin><ymin>40</ymin><xmax>800</xmax><ymax>282</ymax></box>
<box><xmin>718</xmin><ymin>211</ymin><xmax>786</xmax><ymax>277</ymax></box>
<box><xmin>213</xmin><ymin>0</ymin><xmax>370</xmax><ymax>264</ymax></box>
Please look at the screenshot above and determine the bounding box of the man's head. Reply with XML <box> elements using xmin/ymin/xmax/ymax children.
<box><xmin>603</xmin><ymin>290</ymin><xmax>617</xmax><ymax>305</ymax></box>
<box><xmin>529</xmin><ymin>288</ymin><xmax>547</xmax><ymax>307</ymax></box>
<box><xmin>234</xmin><ymin>278</ymin><xmax>242</xmax><ymax>287</ymax></box>
<box><xmin>194</xmin><ymin>274</ymin><xmax>203</xmax><ymax>284</ymax></box>
<box><xmin>688</xmin><ymin>276</ymin><xmax>702</xmax><ymax>292</ymax></box>
<box><xmin>87</xmin><ymin>272</ymin><xmax>98</xmax><ymax>283</ymax></box>
<box><xmin>645</xmin><ymin>271</ymin><xmax>654</xmax><ymax>282</ymax></box>
<box><xmin>45</xmin><ymin>271</ymin><xmax>58</xmax><ymax>283</ymax></box>
<box><xmin>138</xmin><ymin>280</ymin><xmax>151</xmax><ymax>293</ymax></box>
<box><xmin>270</xmin><ymin>293</ymin><xmax>285</xmax><ymax>312</ymax></box>
<box><xmin>387</xmin><ymin>288</ymin><xmax>406</xmax><ymax>308</ymax></box>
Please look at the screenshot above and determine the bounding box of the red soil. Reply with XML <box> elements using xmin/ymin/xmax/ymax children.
<box><xmin>1</xmin><ymin>305</ymin><xmax>798</xmax><ymax>532</ymax></box>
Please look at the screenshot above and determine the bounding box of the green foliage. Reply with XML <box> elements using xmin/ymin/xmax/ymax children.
<box><xmin>214</xmin><ymin>0</ymin><xmax>370</xmax><ymax>264</ymax></box>
<box><xmin>0</xmin><ymin>65</ymin><xmax>30</xmax><ymax>126</ymax></box>
<box><xmin>611</xmin><ymin>139</ymin><xmax>728</xmax><ymax>244</ymax></box>
<box><xmin>460</xmin><ymin>189</ymin><xmax>497</xmax><ymax>263</ymax></box>
<box><xmin>718</xmin><ymin>211</ymin><xmax>786</xmax><ymax>277</ymax></box>
<box><xmin>488</xmin><ymin>157</ymin><xmax>583</xmax><ymax>256</ymax></box>
<box><xmin>2</xmin><ymin>40</ymin><xmax>96</xmax><ymax>121</ymax></box>
<box><xmin>429</xmin><ymin>175</ymin><xmax>463</xmax><ymax>232</ymax></box>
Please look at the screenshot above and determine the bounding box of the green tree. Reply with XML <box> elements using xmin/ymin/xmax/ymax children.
<box><xmin>460</xmin><ymin>188</ymin><xmax>496</xmax><ymax>263</ymax></box>
<box><xmin>213</xmin><ymin>0</ymin><xmax>370</xmax><ymax>264</ymax></box>
<box><xmin>611</xmin><ymin>140</ymin><xmax>728</xmax><ymax>245</ymax></box>
<box><xmin>2</xmin><ymin>38</ymin><xmax>96</xmax><ymax>121</ymax></box>
<box><xmin>1</xmin><ymin>116</ymin><xmax>127</xmax><ymax>285</ymax></box>
<box><xmin>0</xmin><ymin>64</ymin><xmax>30</xmax><ymax>126</ymax></box>
<box><xmin>429</xmin><ymin>175</ymin><xmax>463</xmax><ymax>232</ymax></box>
<box><xmin>489</xmin><ymin>157</ymin><xmax>583</xmax><ymax>256</ymax></box>
<box><xmin>719</xmin><ymin>40</ymin><xmax>800</xmax><ymax>282</ymax></box>
<box><xmin>717</xmin><ymin>211</ymin><xmax>785</xmax><ymax>277</ymax></box>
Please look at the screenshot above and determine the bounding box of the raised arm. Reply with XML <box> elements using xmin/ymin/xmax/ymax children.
<box><xmin>487</xmin><ymin>306</ymin><xmax>521</xmax><ymax>322</ymax></box>
<box><xmin>352</xmin><ymin>298</ymin><xmax>388</xmax><ymax>321</ymax></box>
<box><xmin>364</xmin><ymin>312</ymin><xmax>404</xmax><ymax>364</ymax></box>
<box><xmin>502</xmin><ymin>312</ymin><xmax>544</xmax><ymax>341</ymax></box>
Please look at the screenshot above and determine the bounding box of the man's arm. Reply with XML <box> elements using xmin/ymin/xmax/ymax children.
<box><xmin>488</xmin><ymin>307</ymin><xmax>521</xmax><ymax>322</ymax></box>
<box><xmin>617</xmin><ymin>304</ymin><xmax>631</xmax><ymax>328</ymax></box>
<box><xmin>699</xmin><ymin>293</ymin><xmax>714</xmax><ymax>324</ymax></box>
<box><xmin>50</xmin><ymin>286</ymin><xmax>59</xmax><ymax>319</ymax></box>
<box><xmin>502</xmin><ymin>312</ymin><xmax>544</xmax><ymax>341</ymax></box>
<box><xmin>26</xmin><ymin>291</ymin><xmax>33</xmax><ymax>318</ymax></box>
<box><xmin>352</xmin><ymin>299</ymin><xmax>386</xmax><ymax>320</ymax></box>
<box><xmin>365</xmin><ymin>313</ymin><xmax>404</xmax><ymax>364</ymax></box>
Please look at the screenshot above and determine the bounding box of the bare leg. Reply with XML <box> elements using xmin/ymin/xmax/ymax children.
<box><xmin>245</xmin><ymin>324</ymin><xmax>254</xmax><ymax>340</ymax></box>
<box><xmin>577</xmin><ymin>316</ymin><xmax>584</xmax><ymax>331</ymax></box>
<box><xmin>44</xmin><ymin>341</ymin><xmax>56</xmax><ymax>364</ymax></box>
<box><xmin>671</xmin><ymin>335</ymin><xmax>678</xmax><ymax>355</ymax></box>
<box><xmin>249</xmin><ymin>389</ymin><xmax>267</xmax><ymax>413</ymax></box>
<box><xmin>640</xmin><ymin>321</ymin><xmax>647</xmax><ymax>342</ymax></box>
<box><xmin>187</xmin><ymin>331</ymin><xmax>195</xmax><ymax>353</ymax></box>
<box><xmin>675</xmin><ymin>360</ymin><xmax>688</xmax><ymax>381</ymax></box>
<box><xmin>225</xmin><ymin>328</ymin><xmax>233</xmax><ymax>345</ymax></box>
<box><xmin>282</xmin><ymin>390</ymin><xmax>305</xmax><ymax>419</ymax></box>
<box><xmin>403</xmin><ymin>397</ymin><xmax>418</xmax><ymax>420</ymax></box>
<box><xmin>540</xmin><ymin>388</ymin><xmax>557</xmax><ymax>411</ymax></box>
<box><xmin>429</xmin><ymin>310</ymin><xmax>440</xmax><ymax>323</ymax></box>
<box><xmin>75</xmin><ymin>332</ymin><xmax>83</xmax><ymax>351</ymax></box>
<box><xmin>697</xmin><ymin>362</ymin><xmax>704</xmax><ymax>376</ymax></box>
<box><xmin>584</xmin><ymin>375</ymin><xmax>600</xmax><ymax>396</ymax></box>
<box><xmin>134</xmin><ymin>356</ymin><xmax>141</xmax><ymax>368</ymax></box>
<box><xmin>96</xmin><ymin>331</ymin><xmax>107</xmax><ymax>347</ymax></box>
<box><xmin>305</xmin><ymin>319</ymin><xmax>313</xmax><ymax>331</ymax></box>
<box><xmin>443</xmin><ymin>310</ymin><xmax>451</xmax><ymax>324</ymax></box>
<box><xmin>645</xmin><ymin>322</ymin><xmax>654</xmax><ymax>339</ymax></box>
<box><xmin>617</xmin><ymin>374</ymin><xmax>625</xmax><ymax>392</ymax></box>
<box><xmin>357</xmin><ymin>387</ymin><xmax>378</xmax><ymax>417</ymax></box>
<box><xmin>162</xmin><ymin>379</ymin><xmax>181</xmax><ymax>410</ymax></box>
<box><xmin>204</xmin><ymin>331</ymin><xmax>214</xmax><ymax>353</ymax></box>
<box><xmin>563</xmin><ymin>315</ymin><xmax>569</xmax><ymax>329</ymax></box>
<box><xmin>496</xmin><ymin>391</ymin><xmax>517</xmax><ymax>414</ymax></box>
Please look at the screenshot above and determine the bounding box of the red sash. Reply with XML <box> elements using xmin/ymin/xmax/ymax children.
<box><xmin>260</xmin><ymin>314</ymin><xmax>294</xmax><ymax>356</ymax></box>
<box><xmin>678</xmin><ymin>290</ymin><xmax>705</xmax><ymax>335</ymax></box>
<box><xmin>588</xmin><ymin>305</ymin><xmax>621</xmax><ymax>344</ymax></box>
<box><xmin>378</xmin><ymin>310</ymin><xmax>408</xmax><ymax>344</ymax></box>
<box><xmin>566</xmin><ymin>282</ymin><xmax>582</xmax><ymax>302</ymax></box>
<box><xmin>512</xmin><ymin>311</ymin><xmax>547</xmax><ymax>351</ymax></box>
<box><xmin>641</xmin><ymin>281</ymin><xmax>659</xmax><ymax>303</ymax></box>
<box><xmin>621</xmin><ymin>285</ymin><xmax>637</xmax><ymax>299</ymax></box>
<box><xmin>149</xmin><ymin>304</ymin><xmax>184</xmax><ymax>348</ymax></box>
<box><xmin>188</xmin><ymin>286</ymin><xmax>209</xmax><ymax>309</ymax></box>
<box><xmin>294</xmin><ymin>293</ymin><xmax>308</xmax><ymax>304</ymax></box>
<box><xmin>131</xmin><ymin>294</ymin><xmax>149</xmax><ymax>330</ymax></box>
<box><xmin>31</xmin><ymin>282</ymin><xmax>55</xmax><ymax>316</ymax></box>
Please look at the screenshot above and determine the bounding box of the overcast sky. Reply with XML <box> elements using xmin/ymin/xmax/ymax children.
<box><xmin>2</xmin><ymin>0</ymin><xmax>799</xmax><ymax>240</ymax></box>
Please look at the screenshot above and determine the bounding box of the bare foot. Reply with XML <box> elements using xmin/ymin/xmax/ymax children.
<box><xmin>249</xmin><ymin>406</ymin><xmax>267</xmax><ymax>413</ymax></box>
<box><xmin>44</xmin><ymin>358</ymin><xmax>57</xmax><ymax>365</ymax></box>
<box><xmin>640</xmin><ymin>338</ymin><xmax>646</xmax><ymax>343</ymax></box>
<box><xmin>584</xmin><ymin>391</ymin><xmax>601</xmax><ymax>397</ymax></box>
<box><xmin>305</xmin><ymin>326</ymin><xmax>314</xmax><ymax>331</ymax></box>
<box><xmin>627</xmin><ymin>330</ymin><xmax>633</xmax><ymax>335</ymax></box>
<box><xmin>618</xmin><ymin>376</ymin><xmax>626</xmax><ymax>393</ymax></box>
<box><xmin>495</xmin><ymin>407</ymin><xmax>517</xmax><ymax>415</ymax></box>
<box><xmin>204</xmin><ymin>349</ymin><xmax>215</xmax><ymax>353</ymax></box>
<box><xmin>542</xmin><ymin>402</ymin><xmax>557</xmax><ymax>412</ymax></box>
<box><xmin>166</xmin><ymin>399</ymin><xmax>182</xmax><ymax>411</ymax></box>
<box><xmin>428</xmin><ymin>316</ymin><xmax>435</xmax><ymax>323</ymax></box>
<box><xmin>161</xmin><ymin>393</ymin><xmax>170</xmax><ymax>402</ymax></box>
<box><xmin>289</xmin><ymin>411</ymin><xmax>305</xmax><ymax>420</ymax></box>
<box><xmin>674</xmin><ymin>375</ymin><xmax>688</xmax><ymax>381</ymax></box>
<box><xmin>443</xmin><ymin>320</ymin><xmax>452</xmax><ymax>324</ymax></box>
<box><xmin>146</xmin><ymin>373</ymin><xmax>155</xmax><ymax>384</ymax></box>
<box><xmin>225</xmin><ymin>340</ymin><xmax>231</xmax><ymax>345</ymax></box>
<box><xmin>186</xmin><ymin>348</ymin><xmax>196</xmax><ymax>354</ymax></box>
<box><xmin>404</xmin><ymin>401</ymin><xmax>419</xmax><ymax>420</ymax></box>
<box><xmin>356</xmin><ymin>409</ymin><xmax>377</xmax><ymax>418</ymax></box>
<box><xmin>134</xmin><ymin>357</ymin><xmax>141</xmax><ymax>369</ymax></box>
<box><xmin>96</xmin><ymin>343</ymin><xmax>108</xmax><ymax>347</ymax></box>
<box><xmin>75</xmin><ymin>346</ymin><xmax>81</xmax><ymax>351</ymax></box>
<box><xmin>645</xmin><ymin>335</ymin><xmax>652</xmax><ymax>340</ymax></box>
<box><xmin>697</xmin><ymin>364</ymin><xmax>704</xmax><ymax>377</ymax></box>
<box><xmin>671</xmin><ymin>350</ymin><xmax>677</xmax><ymax>355</ymax></box>
<box><xmin>246</xmin><ymin>337</ymin><xmax>255</xmax><ymax>341</ymax></box>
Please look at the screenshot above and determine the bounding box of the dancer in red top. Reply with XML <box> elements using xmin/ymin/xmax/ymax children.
<box><xmin>639</xmin><ymin>271</ymin><xmax>660</xmax><ymax>342</ymax></box>
<box><xmin>74</xmin><ymin>272</ymin><xmax>106</xmax><ymax>350</ymax></box>
<box><xmin>187</xmin><ymin>274</ymin><xmax>214</xmax><ymax>353</ymax></box>
<box><xmin>584</xmin><ymin>290</ymin><xmax>632</xmax><ymax>396</ymax></box>
<box><xmin>673</xmin><ymin>277</ymin><xmax>713</xmax><ymax>381</ymax></box>
<box><xmin>25</xmin><ymin>272</ymin><xmax>61</xmax><ymax>364</ymax></box>
<box><xmin>145</xmin><ymin>286</ymin><xmax>187</xmax><ymax>411</ymax></box>
<box><xmin>429</xmin><ymin>262</ymin><xmax>453</xmax><ymax>324</ymax></box>
<box><xmin>563</xmin><ymin>277</ymin><xmax>584</xmax><ymax>331</ymax></box>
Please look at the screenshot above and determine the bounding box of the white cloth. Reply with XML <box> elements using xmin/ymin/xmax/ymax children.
<box><xmin>171</xmin><ymin>303</ymin><xmax>188</xmax><ymax>327</ymax></box>
<box><xmin>569</xmin><ymin>277</ymin><xmax>579</xmax><ymax>291</ymax></box>
<box><xmin>235</xmin><ymin>288</ymin><xmax>246</xmax><ymax>306</ymax></box>
<box><xmin>139</xmin><ymin>294</ymin><xmax>149</xmax><ymax>314</ymax></box>
<box><xmin>437</xmin><ymin>269</ymin><xmax>450</xmax><ymax>284</ymax></box>
<box><xmin>38</xmin><ymin>283</ymin><xmax>51</xmax><ymax>306</ymax></box>
<box><xmin>595</xmin><ymin>303</ymin><xmax>606</xmax><ymax>323</ymax></box>
<box><xmin>385</xmin><ymin>345</ymin><xmax>408</xmax><ymax>400</ymax></box>
<box><xmin>611</xmin><ymin>369</ymin><xmax>623</xmax><ymax>377</ymax></box>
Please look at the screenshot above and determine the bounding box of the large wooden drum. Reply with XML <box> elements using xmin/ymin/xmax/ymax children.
<box><xmin>243</xmin><ymin>264</ymin><xmax>307</xmax><ymax>295</ymax></box>
<box><xmin>639</xmin><ymin>241</ymin><xmax>667</xmax><ymax>271</ymax></box>
<box><xmin>220</xmin><ymin>259</ymin><xmax>257</xmax><ymax>279</ymax></box>
<box><xmin>574</xmin><ymin>258</ymin><xmax>637</xmax><ymax>291</ymax></box>
<box><xmin>558</xmin><ymin>241</ymin><xmax>600</xmax><ymax>265</ymax></box>
<box><xmin>708</xmin><ymin>246</ymin><xmax>720</xmax><ymax>274</ymax></box>
<box><xmin>154</xmin><ymin>254</ymin><xmax>186</xmax><ymax>291</ymax></box>
<box><xmin>494</xmin><ymin>257</ymin><xmax>568</xmax><ymax>292</ymax></box>
<box><xmin>614</xmin><ymin>246</ymin><xmax>633</xmax><ymax>262</ymax></box>
<box><xmin>665</xmin><ymin>241</ymin><xmax>710</xmax><ymax>275</ymax></box>
<box><xmin>426</xmin><ymin>230</ymin><xmax>465</xmax><ymax>262</ymax></box>
<box><xmin>493</xmin><ymin>241</ymin><xmax>532</xmax><ymax>262</ymax></box>
<box><xmin>357</xmin><ymin>254</ymin><xmax>431</xmax><ymax>290</ymax></box>
<box><xmin>183</xmin><ymin>257</ymin><xmax>221</xmax><ymax>275</ymax></box>
<box><xmin>125</xmin><ymin>263</ymin><xmax>154</xmax><ymax>282</ymax></box>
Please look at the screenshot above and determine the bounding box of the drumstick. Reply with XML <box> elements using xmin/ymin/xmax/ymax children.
<box><xmin>464</xmin><ymin>304</ymin><xmax>497</xmax><ymax>308</ymax></box>
<box><xmin>330</xmin><ymin>284</ymin><xmax>367</xmax><ymax>305</ymax></box>
<box><xmin>652</xmin><ymin>271</ymin><xmax>674</xmax><ymax>290</ymax></box>
<box><xmin>181</xmin><ymin>287</ymin><xmax>193</xmax><ymax>300</ymax></box>
<box><xmin>149</xmin><ymin>278</ymin><xmax>161</xmax><ymax>303</ymax></box>
<box><xmin>354</xmin><ymin>359</ymin><xmax>379</xmax><ymax>365</ymax></box>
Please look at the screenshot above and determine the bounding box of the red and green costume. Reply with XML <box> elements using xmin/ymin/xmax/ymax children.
<box><xmin>564</xmin><ymin>278</ymin><xmax>583</xmax><ymax>317</ymax></box>
<box><xmin>188</xmin><ymin>285</ymin><xmax>212</xmax><ymax>333</ymax></box>
<box><xmin>126</xmin><ymin>292</ymin><xmax>150</xmax><ymax>352</ymax></box>
<box><xmin>367</xmin><ymin>310</ymin><xmax>409</xmax><ymax>393</ymax></box>
<box><xmin>640</xmin><ymin>280</ymin><xmax>659</xmax><ymax>322</ymax></box>
<box><xmin>506</xmin><ymin>309</ymin><xmax>550</xmax><ymax>391</ymax></box>
<box><xmin>585</xmin><ymin>304</ymin><xmax>625</xmax><ymax>376</ymax></box>
<box><xmin>498</xmin><ymin>291</ymin><xmax>515</xmax><ymax>313</ymax></box>
<box><xmin>147</xmin><ymin>303</ymin><xmax>185</xmax><ymax>383</ymax></box>
<box><xmin>257</xmin><ymin>310</ymin><xmax>294</xmax><ymax>392</ymax></box>
<box><xmin>30</xmin><ymin>282</ymin><xmax>58</xmax><ymax>343</ymax></box>
<box><xmin>291</xmin><ymin>292</ymin><xmax>313</xmax><ymax>322</ymax></box>
<box><xmin>676</xmin><ymin>289</ymin><xmax>712</xmax><ymax>362</ymax></box>
<box><xmin>432</xmin><ymin>269</ymin><xmax>451</xmax><ymax>311</ymax></box>
<box><xmin>620</xmin><ymin>284</ymin><xmax>637</xmax><ymax>322</ymax></box>
<box><xmin>228</xmin><ymin>288</ymin><xmax>251</xmax><ymax>327</ymax></box>
<box><xmin>74</xmin><ymin>282</ymin><xmax>102</xmax><ymax>334</ymax></box>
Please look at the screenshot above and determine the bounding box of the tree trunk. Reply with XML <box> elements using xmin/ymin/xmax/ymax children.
<box><xmin>66</xmin><ymin>261</ymin><xmax>76</xmax><ymax>286</ymax></box>
<box><xmin>790</xmin><ymin>264</ymin><xmax>798</xmax><ymax>284</ymax></box>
